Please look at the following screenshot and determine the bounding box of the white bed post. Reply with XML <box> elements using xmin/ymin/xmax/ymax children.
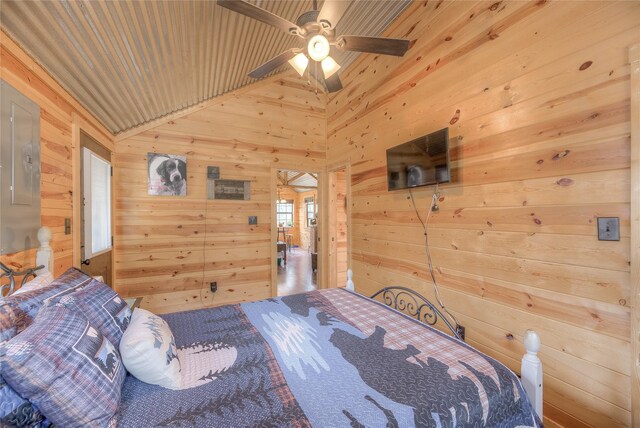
<box><xmin>521</xmin><ymin>330</ymin><xmax>543</xmax><ymax>421</ymax></box>
<box><xmin>35</xmin><ymin>226</ymin><xmax>53</xmax><ymax>276</ymax></box>
<box><xmin>346</xmin><ymin>269</ymin><xmax>354</xmax><ymax>291</ymax></box>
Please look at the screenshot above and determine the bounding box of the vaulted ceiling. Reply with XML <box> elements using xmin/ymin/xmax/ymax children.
<box><xmin>278</xmin><ymin>169</ymin><xmax>317</xmax><ymax>192</ymax></box>
<box><xmin>0</xmin><ymin>0</ymin><xmax>410</xmax><ymax>135</ymax></box>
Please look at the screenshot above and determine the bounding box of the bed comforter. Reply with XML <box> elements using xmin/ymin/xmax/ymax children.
<box><xmin>117</xmin><ymin>288</ymin><xmax>540</xmax><ymax>427</ymax></box>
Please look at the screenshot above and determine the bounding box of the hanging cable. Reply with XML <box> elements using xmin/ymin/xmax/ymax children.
<box><xmin>409</xmin><ymin>184</ymin><xmax>459</xmax><ymax>329</ymax></box>
<box><xmin>199</xmin><ymin>196</ymin><xmax>210</xmax><ymax>307</ymax></box>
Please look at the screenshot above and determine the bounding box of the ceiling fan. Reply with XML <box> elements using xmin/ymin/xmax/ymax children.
<box><xmin>217</xmin><ymin>0</ymin><xmax>413</xmax><ymax>93</ymax></box>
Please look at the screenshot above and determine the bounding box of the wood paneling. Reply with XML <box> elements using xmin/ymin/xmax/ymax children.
<box><xmin>629</xmin><ymin>42</ymin><xmax>640</xmax><ymax>428</ymax></box>
<box><xmin>334</xmin><ymin>170</ymin><xmax>348</xmax><ymax>287</ymax></box>
<box><xmin>114</xmin><ymin>76</ymin><xmax>325</xmax><ymax>313</ymax></box>
<box><xmin>0</xmin><ymin>30</ymin><xmax>113</xmax><ymax>284</ymax></box>
<box><xmin>326</xmin><ymin>1</ymin><xmax>639</xmax><ymax>426</ymax></box>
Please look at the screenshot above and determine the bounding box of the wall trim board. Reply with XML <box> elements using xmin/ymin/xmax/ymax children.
<box><xmin>629</xmin><ymin>41</ymin><xmax>640</xmax><ymax>428</ymax></box>
<box><xmin>71</xmin><ymin>115</ymin><xmax>81</xmax><ymax>269</ymax></box>
<box><xmin>114</xmin><ymin>71</ymin><xmax>325</xmax><ymax>142</ymax></box>
<box><xmin>0</xmin><ymin>30</ymin><xmax>113</xmax><ymax>143</ymax></box>
<box><xmin>271</xmin><ymin>167</ymin><xmax>277</xmax><ymax>298</ymax></box>
<box><xmin>326</xmin><ymin>161</ymin><xmax>352</xmax><ymax>288</ymax></box>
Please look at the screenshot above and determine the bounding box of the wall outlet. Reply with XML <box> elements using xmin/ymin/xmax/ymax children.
<box><xmin>210</xmin><ymin>282</ymin><xmax>217</xmax><ymax>293</ymax></box>
<box><xmin>597</xmin><ymin>217</ymin><xmax>620</xmax><ymax>241</ymax></box>
<box><xmin>248</xmin><ymin>216</ymin><xmax>257</xmax><ymax>225</ymax></box>
<box><xmin>456</xmin><ymin>325</ymin><xmax>466</xmax><ymax>341</ymax></box>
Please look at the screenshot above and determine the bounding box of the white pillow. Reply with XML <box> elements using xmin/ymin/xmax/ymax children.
<box><xmin>119</xmin><ymin>308</ymin><xmax>181</xmax><ymax>389</ymax></box>
<box><xmin>14</xmin><ymin>272</ymin><xmax>54</xmax><ymax>295</ymax></box>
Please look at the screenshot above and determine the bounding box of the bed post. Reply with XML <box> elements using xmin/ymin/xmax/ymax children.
<box><xmin>521</xmin><ymin>330</ymin><xmax>542</xmax><ymax>420</ymax></box>
<box><xmin>346</xmin><ymin>269</ymin><xmax>354</xmax><ymax>291</ymax></box>
<box><xmin>36</xmin><ymin>226</ymin><xmax>53</xmax><ymax>275</ymax></box>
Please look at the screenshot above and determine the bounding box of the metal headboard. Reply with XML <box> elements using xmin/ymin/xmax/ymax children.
<box><xmin>0</xmin><ymin>227</ymin><xmax>53</xmax><ymax>297</ymax></box>
<box><xmin>0</xmin><ymin>262</ymin><xmax>44</xmax><ymax>296</ymax></box>
<box><xmin>370</xmin><ymin>286</ymin><xmax>463</xmax><ymax>341</ymax></box>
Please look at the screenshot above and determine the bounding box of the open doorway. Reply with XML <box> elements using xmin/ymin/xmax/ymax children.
<box><xmin>275</xmin><ymin>169</ymin><xmax>318</xmax><ymax>296</ymax></box>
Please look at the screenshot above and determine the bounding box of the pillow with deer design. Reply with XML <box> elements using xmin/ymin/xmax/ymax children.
<box><xmin>119</xmin><ymin>308</ymin><xmax>181</xmax><ymax>389</ymax></box>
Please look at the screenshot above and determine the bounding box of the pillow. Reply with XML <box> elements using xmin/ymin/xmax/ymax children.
<box><xmin>13</xmin><ymin>271</ymin><xmax>54</xmax><ymax>295</ymax></box>
<box><xmin>1</xmin><ymin>267</ymin><xmax>93</xmax><ymax>335</ymax></box>
<box><xmin>0</xmin><ymin>268</ymin><xmax>93</xmax><ymax>427</ymax></box>
<box><xmin>0</xmin><ymin>304</ymin><xmax>126</xmax><ymax>427</ymax></box>
<box><xmin>52</xmin><ymin>280</ymin><xmax>131</xmax><ymax>347</ymax></box>
<box><xmin>119</xmin><ymin>308</ymin><xmax>181</xmax><ymax>389</ymax></box>
<box><xmin>0</xmin><ymin>302</ymin><xmax>17</xmax><ymax>344</ymax></box>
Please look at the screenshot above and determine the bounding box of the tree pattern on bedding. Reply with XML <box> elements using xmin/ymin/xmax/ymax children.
<box><xmin>116</xmin><ymin>290</ymin><xmax>539</xmax><ymax>428</ymax></box>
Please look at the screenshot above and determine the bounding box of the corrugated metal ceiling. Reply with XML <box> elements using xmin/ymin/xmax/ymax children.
<box><xmin>0</xmin><ymin>0</ymin><xmax>410</xmax><ymax>135</ymax></box>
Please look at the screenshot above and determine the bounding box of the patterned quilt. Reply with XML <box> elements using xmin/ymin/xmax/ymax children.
<box><xmin>117</xmin><ymin>289</ymin><xmax>540</xmax><ymax>427</ymax></box>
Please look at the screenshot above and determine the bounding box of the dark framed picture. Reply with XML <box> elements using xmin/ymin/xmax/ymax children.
<box><xmin>148</xmin><ymin>153</ymin><xmax>187</xmax><ymax>196</ymax></box>
<box><xmin>209</xmin><ymin>179</ymin><xmax>250</xmax><ymax>200</ymax></box>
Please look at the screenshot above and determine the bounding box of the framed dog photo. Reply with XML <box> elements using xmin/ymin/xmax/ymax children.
<box><xmin>147</xmin><ymin>153</ymin><xmax>187</xmax><ymax>196</ymax></box>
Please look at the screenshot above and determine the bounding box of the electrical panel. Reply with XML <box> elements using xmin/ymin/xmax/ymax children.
<box><xmin>1</xmin><ymin>80</ymin><xmax>41</xmax><ymax>255</ymax></box>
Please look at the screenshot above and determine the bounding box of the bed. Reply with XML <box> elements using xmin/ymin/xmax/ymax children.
<box><xmin>1</xmin><ymin>229</ymin><xmax>543</xmax><ymax>427</ymax></box>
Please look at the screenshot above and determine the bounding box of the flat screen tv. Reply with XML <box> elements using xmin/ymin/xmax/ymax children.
<box><xmin>386</xmin><ymin>127</ymin><xmax>450</xmax><ymax>191</ymax></box>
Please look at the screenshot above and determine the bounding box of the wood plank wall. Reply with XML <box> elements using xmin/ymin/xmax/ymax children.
<box><xmin>114</xmin><ymin>75</ymin><xmax>326</xmax><ymax>313</ymax></box>
<box><xmin>325</xmin><ymin>1</ymin><xmax>639</xmax><ymax>426</ymax></box>
<box><xmin>0</xmin><ymin>31</ymin><xmax>112</xmax><ymax>283</ymax></box>
<box><xmin>335</xmin><ymin>171</ymin><xmax>348</xmax><ymax>287</ymax></box>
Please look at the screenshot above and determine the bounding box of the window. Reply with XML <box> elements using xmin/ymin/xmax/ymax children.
<box><xmin>306</xmin><ymin>197</ymin><xmax>315</xmax><ymax>226</ymax></box>
<box><xmin>82</xmin><ymin>147</ymin><xmax>111</xmax><ymax>259</ymax></box>
<box><xmin>276</xmin><ymin>200</ymin><xmax>294</xmax><ymax>227</ymax></box>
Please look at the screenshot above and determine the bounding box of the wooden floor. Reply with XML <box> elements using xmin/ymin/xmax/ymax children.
<box><xmin>277</xmin><ymin>247</ymin><xmax>317</xmax><ymax>296</ymax></box>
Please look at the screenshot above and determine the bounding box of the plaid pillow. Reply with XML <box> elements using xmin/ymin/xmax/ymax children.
<box><xmin>1</xmin><ymin>268</ymin><xmax>93</xmax><ymax>426</ymax></box>
<box><xmin>1</xmin><ymin>303</ymin><xmax>43</xmax><ymax>427</ymax></box>
<box><xmin>0</xmin><ymin>304</ymin><xmax>126</xmax><ymax>427</ymax></box>
<box><xmin>52</xmin><ymin>280</ymin><xmax>131</xmax><ymax>347</ymax></box>
<box><xmin>0</xmin><ymin>302</ymin><xmax>17</xmax><ymax>344</ymax></box>
<box><xmin>2</xmin><ymin>267</ymin><xmax>94</xmax><ymax>335</ymax></box>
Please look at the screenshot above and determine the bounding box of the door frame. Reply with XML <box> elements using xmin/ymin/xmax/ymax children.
<box><xmin>324</xmin><ymin>161</ymin><xmax>351</xmax><ymax>289</ymax></box>
<box><xmin>71</xmin><ymin>113</ymin><xmax>115</xmax><ymax>285</ymax></box>
<box><xmin>628</xmin><ymin>42</ymin><xmax>640</xmax><ymax>427</ymax></box>
<box><xmin>270</xmin><ymin>165</ymin><xmax>325</xmax><ymax>296</ymax></box>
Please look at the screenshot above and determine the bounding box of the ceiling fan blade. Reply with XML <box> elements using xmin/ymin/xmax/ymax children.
<box><xmin>317</xmin><ymin>0</ymin><xmax>351</xmax><ymax>30</ymax></box>
<box><xmin>248</xmin><ymin>49</ymin><xmax>298</xmax><ymax>79</ymax></box>
<box><xmin>324</xmin><ymin>73</ymin><xmax>343</xmax><ymax>93</ymax></box>
<box><xmin>217</xmin><ymin>0</ymin><xmax>301</xmax><ymax>35</ymax></box>
<box><xmin>337</xmin><ymin>35</ymin><xmax>412</xmax><ymax>56</ymax></box>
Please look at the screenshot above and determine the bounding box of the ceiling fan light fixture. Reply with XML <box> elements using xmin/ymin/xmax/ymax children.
<box><xmin>307</xmin><ymin>34</ymin><xmax>330</xmax><ymax>61</ymax></box>
<box><xmin>321</xmin><ymin>56</ymin><xmax>341</xmax><ymax>79</ymax></box>
<box><xmin>288</xmin><ymin>53</ymin><xmax>309</xmax><ymax>76</ymax></box>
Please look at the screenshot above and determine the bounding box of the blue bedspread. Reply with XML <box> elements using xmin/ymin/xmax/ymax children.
<box><xmin>117</xmin><ymin>289</ymin><xmax>539</xmax><ymax>427</ymax></box>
